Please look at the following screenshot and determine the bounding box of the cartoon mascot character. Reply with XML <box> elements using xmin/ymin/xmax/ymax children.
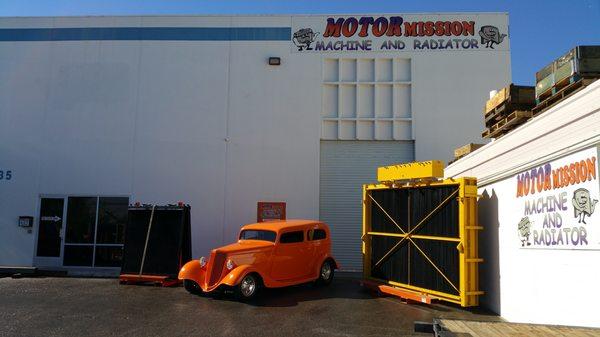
<box><xmin>517</xmin><ymin>216</ymin><xmax>532</xmax><ymax>247</ymax></box>
<box><xmin>293</xmin><ymin>28</ymin><xmax>319</xmax><ymax>51</ymax></box>
<box><xmin>478</xmin><ymin>25</ymin><xmax>507</xmax><ymax>49</ymax></box>
<box><xmin>572</xmin><ymin>188</ymin><xmax>598</xmax><ymax>224</ymax></box>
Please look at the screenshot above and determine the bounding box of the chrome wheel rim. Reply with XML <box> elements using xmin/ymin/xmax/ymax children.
<box><xmin>321</xmin><ymin>262</ymin><xmax>332</xmax><ymax>280</ymax></box>
<box><xmin>240</xmin><ymin>276</ymin><xmax>256</xmax><ymax>297</ymax></box>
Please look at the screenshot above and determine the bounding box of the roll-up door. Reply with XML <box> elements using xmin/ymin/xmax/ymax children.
<box><xmin>319</xmin><ymin>140</ymin><xmax>414</xmax><ymax>270</ymax></box>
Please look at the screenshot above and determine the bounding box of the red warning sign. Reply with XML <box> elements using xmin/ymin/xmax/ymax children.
<box><xmin>257</xmin><ymin>202</ymin><xmax>286</xmax><ymax>222</ymax></box>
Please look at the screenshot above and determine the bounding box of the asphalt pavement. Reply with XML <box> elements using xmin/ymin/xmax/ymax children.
<box><xmin>0</xmin><ymin>275</ymin><xmax>500</xmax><ymax>337</ymax></box>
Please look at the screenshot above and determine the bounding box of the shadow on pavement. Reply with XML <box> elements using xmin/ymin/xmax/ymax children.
<box><xmin>197</xmin><ymin>276</ymin><xmax>374</xmax><ymax>307</ymax></box>
<box><xmin>195</xmin><ymin>275</ymin><xmax>500</xmax><ymax>319</ymax></box>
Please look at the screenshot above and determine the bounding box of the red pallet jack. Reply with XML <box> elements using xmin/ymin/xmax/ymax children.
<box><xmin>361</xmin><ymin>279</ymin><xmax>433</xmax><ymax>304</ymax></box>
<box><xmin>119</xmin><ymin>274</ymin><xmax>180</xmax><ymax>287</ymax></box>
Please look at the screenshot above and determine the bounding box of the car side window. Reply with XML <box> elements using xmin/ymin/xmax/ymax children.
<box><xmin>279</xmin><ymin>230</ymin><xmax>304</xmax><ymax>244</ymax></box>
<box><xmin>307</xmin><ymin>229</ymin><xmax>326</xmax><ymax>241</ymax></box>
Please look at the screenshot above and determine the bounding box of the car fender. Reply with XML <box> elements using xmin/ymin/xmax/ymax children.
<box><xmin>317</xmin><ymin>254</ymin><xmax>340</xmax><ymax>273</ymax></box>
<box><xmin>178</xmin><ymin>260</ymin><xmax>205</xmax><ymax>285</ymax></box>
<box><xmin>219</xmin><ymin>265</ymin><xmax>263</xmax><ymax>287</ymax></box>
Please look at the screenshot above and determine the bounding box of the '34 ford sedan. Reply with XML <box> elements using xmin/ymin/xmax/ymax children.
<box><xmin>178</xmin><ymin>219</ymin><xmax>338</xmax><ymax>300</ymax></box>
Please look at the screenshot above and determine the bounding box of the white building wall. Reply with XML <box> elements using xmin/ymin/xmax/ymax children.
<box><xmin>446</xmin><ymin>81</ymin><xmax>600</xmax><ymax>327</ymax></box>
<box><xmin>129</xmin><ymin>39</ymin><xmax>230</xmax><ymax>257</ymax></box>
<box><xmin>0</xmin><ymin>14</ymin><xmax>510</xmax><ymax>268</ymax></box>
<box><xmin>0</xmin><ymin>16</ymin><xmax>321</xmax><ymax>265</ymax></box>
<box><xmin>412</xmin><ymin>52</ymin><xmax>510</xmax><ymax>161</ymax></box>
<box><xmin>222</xmin><ymin>41</ymin><xmax>321</xmax><ymax>247</ymax></box>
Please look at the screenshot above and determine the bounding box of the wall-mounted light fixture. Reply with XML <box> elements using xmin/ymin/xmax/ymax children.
<box><xmin>268</xmin><ymin>57</ymin><xmax>281</xmax><ymax>66</ymax></box>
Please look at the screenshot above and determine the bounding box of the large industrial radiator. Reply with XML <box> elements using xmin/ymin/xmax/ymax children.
<box><xmin>362</xmin><ymin>161</ymin><xmax>482</xmax><ymax>307</ymax></box>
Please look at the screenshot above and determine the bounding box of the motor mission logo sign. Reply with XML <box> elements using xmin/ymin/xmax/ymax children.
<box><xmin>514</xmin><ymin>148</ymin><xmax>599</xmax><ymax>250</ymax></box>
<box><xmin>291</xmin><ymin>14</ymin><xmax>509</xmax><ymax>53</ymax></box>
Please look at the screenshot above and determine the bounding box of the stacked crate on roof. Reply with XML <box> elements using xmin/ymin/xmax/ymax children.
<box><xmin>482</xmin><ymin>84</ymin><xmax>535</xmax><ymax>139</ymax></box>
<box><xmin>450</xmin><ymin>143</ymin><xmax>485</xmax><ymax>164</ymax></box>
<box><xmin>533</xmin><ymin>45</ymin><xmax>600</xmax><ymax>115</ymax></box>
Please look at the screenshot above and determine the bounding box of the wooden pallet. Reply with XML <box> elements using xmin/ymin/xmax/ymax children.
<box><xmin>482</xmin><ymin>110</ymin><xmax>532</xmax><ymax>139</ymax></box>
<box><xmin>434</xmin><ymin>318</ymin><xmax>600</xmax><ymax>337</ymax></box>
<box><xmin>533</xmin><ymin>77</ymin><xmax>598</xmax><ymax>116</ymax></box>
<box><xmin>536</xmin><ymin>75</ymin><xmax>575</xmax><ymax>103</ymax></box>
<box><xmin>484</xmin><ymin>84</ymin><xmax>535</xmax><ymax>116</ymax></box>
<box><xmin>484</xmin><ymin>100</ymin><xmax>534</xmax><ymax>128</ymax></box>
<box><xmin>452</xmin><ymin>143</ymin><xmax>484</xmax><ymax>163</ymax></box>
<box><xmin>484</xmin><ymin>102</ymin><xmax>509</xmax><ymax>126</ymax></box>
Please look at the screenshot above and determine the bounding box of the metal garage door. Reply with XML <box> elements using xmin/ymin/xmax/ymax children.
<box><xmin>319</xmin><ymin>140</ymin><xmax>414</xmax><ymax>271</ymax></box>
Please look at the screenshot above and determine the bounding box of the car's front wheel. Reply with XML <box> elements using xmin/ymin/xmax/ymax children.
<box><xmin>183</xmin><ymin>279</ymin><xmax>201</xmax><ymax>295</ymax></box>
<box><xmin>317</xmin><ymin>260</ymin><xmax>334</xmax><ymax>285</ymax></box>
<box><xmin>236</xmin><ymin>273</ymin><xmax>259</xmax><ymax>300</ymax></box>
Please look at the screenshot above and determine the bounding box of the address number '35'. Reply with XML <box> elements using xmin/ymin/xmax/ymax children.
<box><xmin>0</xmin><ymin>170</ymin><xmax>12</xmax><ymax>180</ymax></box>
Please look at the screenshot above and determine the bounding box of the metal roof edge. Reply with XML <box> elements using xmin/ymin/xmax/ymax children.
<box><xmin>0</xmin><ymin>12</ymin><xmax>510</xmax><ymax>20</ymax></box>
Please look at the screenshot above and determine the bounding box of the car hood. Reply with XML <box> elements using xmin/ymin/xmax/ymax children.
<box><xmin>215</xmin><ymin>240</ymin><xmax>274</xmax><ymax>254</ymax></box>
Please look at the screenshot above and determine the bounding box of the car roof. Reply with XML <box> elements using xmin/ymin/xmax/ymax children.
<box><xmin>241</xmin><ymin>219</ymin><xmax>325</xmax><ymax>233</ymax></box>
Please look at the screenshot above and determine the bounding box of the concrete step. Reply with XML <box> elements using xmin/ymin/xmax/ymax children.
<box><xmin>0</xmin><ymin>266</ymin><xmax>37</xmax><ymax>276</ymax></box>
<box><xmin>0</xmin><ymin>266</ymin><xmax>68</xmax><ymax>278</ymax></box>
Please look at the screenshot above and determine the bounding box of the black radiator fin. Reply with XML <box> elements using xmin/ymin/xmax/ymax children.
<box><xmin>368</xmin><ymin>186</ymin><xmax>460</xmax><ymax>296</ymax></box>
<box><xmin>371</xmin><ymin>189</ymin><xmax>409</xmax><ymax>234</ymax></box>
<box><xmin>121</xmin><ymin>205</ymin><xmax>192</xmax><ymax>279</ymax></box>
<box><xmin>409</xmin><ymin>239</ymin><xmax>459</xmax><ymax>295</ymax></box>
<box><xmin>410</xmin><ymin>187</ymin><xmax>459</xmax><ymax>238</ymax></box>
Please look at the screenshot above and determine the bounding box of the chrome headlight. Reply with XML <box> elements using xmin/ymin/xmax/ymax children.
<box><xmin>199</xmin><ymin>256</ymin><xmax>207</xmax><ymax>268</ymax></box>
<box><xmin>226</xmin><ymin>259</ymin><xmax>235</xmax><ymax>270</ymax></box>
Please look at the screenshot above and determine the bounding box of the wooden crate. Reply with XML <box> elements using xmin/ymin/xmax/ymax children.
<box><xmin>535</xmin><ymin>45</ymin><xmax>600</xmax><ymax>99</ymax></box>
<box><xmin>533</xmin><ymin>77</ymin><xmax>598</xmax><ymax>115</ymax></box>
<box><xmin>454</xmin><ymin>143</ymin><xmax>485</xmax><ymax>159</ymax></box>
<box><xmin>484</xmin><ymin>84</ymin><xmax>535</xmax><ymax>116</ymax></box>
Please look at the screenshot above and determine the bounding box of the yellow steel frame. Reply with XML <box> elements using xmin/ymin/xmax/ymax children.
<box><xmin>377</xmin><ymin>160</ymin><xmax>444</xmax><ymax>182</ymax></box>
<box><xmin>362</xmin><ymin>177</ymin><xmax>483</xmax><ymax>307</ymax></box>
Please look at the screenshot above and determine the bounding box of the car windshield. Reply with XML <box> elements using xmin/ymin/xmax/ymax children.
<box><xmin>239</xmin><ymin>229</ymin><xmax>277</xmax><ymax>242</ymax></box>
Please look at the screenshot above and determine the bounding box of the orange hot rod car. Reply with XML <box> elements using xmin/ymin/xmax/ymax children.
<box><xmin>178</xmin><ymin>219</ymin><xmax>338</xmax><ymax>300</ymax></box>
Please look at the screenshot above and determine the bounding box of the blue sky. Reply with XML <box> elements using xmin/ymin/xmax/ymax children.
<box><xmin>1</xmin><ymin>0</ymin><xmax>599</xmax><ymax>85</ymax></box>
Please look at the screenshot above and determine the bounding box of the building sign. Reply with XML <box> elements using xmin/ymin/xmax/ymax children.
<box><xmin>514</xmin><ymin>148</ymin><xmax>599</xmax><ymax>249</ymax></box>
<box><xmin>291</xmin><ymin>14</ymin><xmax>509</xmax><ymax>53</ymax></box>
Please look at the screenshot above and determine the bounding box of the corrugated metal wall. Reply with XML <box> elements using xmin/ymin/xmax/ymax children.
<box><xmin>319</xmin><ymin>140</ymin><xmax>414</xmax><ymax>270</ymax></box>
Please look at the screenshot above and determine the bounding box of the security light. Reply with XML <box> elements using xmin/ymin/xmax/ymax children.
<box><xmin>268</xmin><ymin>57</ymin><xmax>281</xmax><ymax>66</ymax></box>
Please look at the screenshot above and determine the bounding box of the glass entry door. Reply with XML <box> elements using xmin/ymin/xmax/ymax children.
<box><xmin>34</xmin><ymin>196</ymin><xmax>128</xmax><ymax>269</ymax></box>
<box><xmin>35</xmin><ymin>198</ymin><xmax>66</xmax><ymax>266</ymax></box>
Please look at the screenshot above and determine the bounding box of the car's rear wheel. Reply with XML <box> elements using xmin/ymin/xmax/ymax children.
<box><xmin>317</xmin><ymin>260</ymin><xmax>334</xmax><ymax>285</ymax></box>
<box><xmin>183</xmin><ymin>280</ymin><xmax>201</xmax><ymax>295</ymax></box>
<box><xmin>236</xmin><ymin>273</ymin><xmax>259</xmax><ymax>300</ymax></box>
